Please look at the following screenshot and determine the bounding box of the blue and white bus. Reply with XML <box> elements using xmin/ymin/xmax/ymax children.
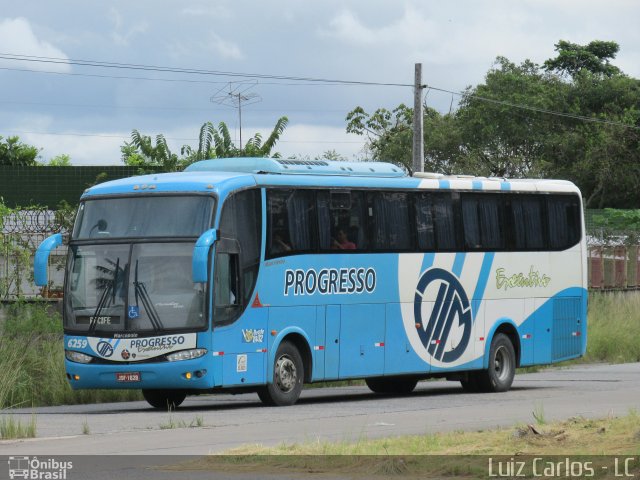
<box><xmin>35</xmin><ymin>158</ymin><xmax>587</xmax><ymax>409</ymax></box>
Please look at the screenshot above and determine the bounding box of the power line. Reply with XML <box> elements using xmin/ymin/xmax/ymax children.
<box><xmin>0</xmin><ymin>53</ymin><xmax>412</xmax><ymax>87</ymax></box>
<box><xmin>0</xmin><ymin>66</ymin><xmax>372</xmax><ymax>88</ymax></box>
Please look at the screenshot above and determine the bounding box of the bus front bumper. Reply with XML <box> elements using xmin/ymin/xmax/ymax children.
<box><xmin>64</xmin><ymin>357</ymin><xmax>215</xmax><ymax>390</ymax></box>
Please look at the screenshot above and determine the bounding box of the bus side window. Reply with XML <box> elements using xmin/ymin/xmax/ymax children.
<box><xmin>267</xmin><ymin>189</ymin><xmax>317</xmax><ymax>257</ymax></box>
<box><xmin>548</xmin><ymin>195</ymin><xmax>581</xmax><ymax>250</ymax></box>
<box><xmin>318</xmin><ymin>190</ymin><xmax>368</xmax><ymax>251</ymax></box>
<box><xmin>415</xmin><ymin>193</ymin><xmax>436</xmax><ymax>251</ymax></box>
<box><xmin>369</xmin><ymin>192</ymin><xmax>413</xmax><ymax>250</ymax></box>
<box><xmin>433</xmin><ymin>193</ymin><xmax>457</xmax><ymax>251</ymax></box>
<box><xmin>511</xmin><ymin>195</ymin><xmax>545</xmax><ymax>250</ymax></box>
<box><xmin>461</xmin><ymin>194</ymin><xmax>505</xmax><ymax>251</ymax></box>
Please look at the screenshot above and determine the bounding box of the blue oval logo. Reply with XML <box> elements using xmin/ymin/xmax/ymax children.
<box><xmin>414</xmin><ymin>268</ymin><xmax>472</xmax><ymax>363</ymax></box>
<box><xmin>96</xmin><ymin>340</ymin><xmax>114</xmax><ymax>358</ymax></box>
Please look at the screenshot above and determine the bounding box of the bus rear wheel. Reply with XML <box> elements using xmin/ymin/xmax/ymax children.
<box><xmin>258</xmin><ymin>341</ymin><xmax>304</xmax><ymax>406</ymax></box>
<box><xmin>467</xmin><ymin>333</ymin><xmax>516</xmax><ymax>393</ymax></box>
<box><xmin>142</xmin><ymin>389</ymin><xmax>187</xmax><ymax>410</ymax></box>
<box><xmin>365</xmin><ymin>377</ymin><xmax>418</xmax><ymax>395</ymax></box>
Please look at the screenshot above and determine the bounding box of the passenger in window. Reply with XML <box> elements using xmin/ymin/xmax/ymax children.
<box><xmin>272</xmin><ymin>231</ymin><xmax>292</xmax><ymax>254</ymax></box>
<box><xmin>332</xmin><ymin>229</ymin><xmax>356</xmax><ymax>250</ymax></box>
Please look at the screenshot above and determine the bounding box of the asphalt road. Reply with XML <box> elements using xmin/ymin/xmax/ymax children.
<box><xmin>1</xmin><ymin>363</ymin><xmax>639</xmax><ymax>457</ymax></box>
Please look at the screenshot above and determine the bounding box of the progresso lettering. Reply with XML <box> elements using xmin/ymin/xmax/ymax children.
<box><xmin>284</xmin><ymin>268</ymin><xmax>376</xmax><ymax>296</ymax></box>
<box><xmin>130</xmin><ymin>336</ymin><xmax>185</xmax><ymax>350</ymax></box>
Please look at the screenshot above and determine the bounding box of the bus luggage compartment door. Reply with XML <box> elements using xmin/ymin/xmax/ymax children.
<box><xmin>338</xmin><ymin>304</ymin><xmax>385</xmax><ymax>379</ymax></box>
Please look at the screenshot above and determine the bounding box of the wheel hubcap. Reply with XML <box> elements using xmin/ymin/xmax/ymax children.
<box><xmin>494</xmin><ymin>346</ymin><xmax>511</xmax><ymax>382</ymax></box>
<box><xmin>275</xmin><ymin>354</ymin><xmax>297</xmax><ymax>393</ymax></box>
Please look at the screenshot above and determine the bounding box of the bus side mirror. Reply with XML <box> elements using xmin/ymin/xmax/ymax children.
<box><xmin>34</xmin><ymin>233</ymin><xmax>63</xmax><ymax>287</ymax></box>
<box><xmin>193</xmin><ymin>229</ymin><xmax>217</xmax><ymax>283</ymax></box>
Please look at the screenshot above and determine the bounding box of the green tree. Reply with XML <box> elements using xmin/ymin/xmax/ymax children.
<box><xmin>0</xmin><ymin>136</ymin><xmax>39</xmax><ymax>166</ymax></box>
<box><xmin>454</xmin><ymin>57</ymin><xmax>569</xmax><ymax>178</ymax></box>
<box><xmin>346</xmin><ymin>104</ymin><xmax>413</xmax><ymax>172</ymax></box>
<box><xmin>124</xmin><ymin>117</ymin><xmax>289</xmax><ymax>172</ymax></box>
<box><xmin>122</xmin><ymin>131</ymin><xmax>179</xmax><ymax>172</ymax></box>
<box><xmin>544</xmin><ymin>40</ymin><xmax>621</xmax><ymax>78</ymax></box>
<box><xmin>47</xmin><ymin>154</ymin><xmax>71</xmax><ymax>166</ymax></box>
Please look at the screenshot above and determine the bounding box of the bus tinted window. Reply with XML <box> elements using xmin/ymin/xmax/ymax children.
<box><xmin>369</xmin><ymin>192</ymin><xmax>413</xmax><ymax>250</ymax></box>
<box><xmin>415</xmin><ymin>193</ymin><xmax>436</xmax><ymax>250</ymax></box>
<box><xmin>74</xmin><ymin>196</ymin><xmax>214</xmax><ymax>239</ymax></box>
<box><xmin>511</xmin><ymin>195</ymin><xmax>545</xmax><ymax>250</ymax></box>
<box><xmin>433</xmin><ymin>193</ymin><xmax>457</xmax><ymax>250</ymax></box>
<box><xmin>548</xmin><ymin>195</ymin><xmax>581</xmax><ymax>250</ymax></box>
<box><xmin>219</xmin><ymin>189</ymin><xmax>262</xmax><ymax>308</ymax></box>
<box><xmin>267</xmin><ymin>189</ymin><xmax>317</xmax><ymax>257</ymax></box>
<box><xmin>461</xmin><ymin>194</ymin><xmax>504</xmax><ymax>250</ymax></box>
<box><xmin>318</xmin><ymin>190</ymin><xmax>368</xmax><ymax>251</ymax></box>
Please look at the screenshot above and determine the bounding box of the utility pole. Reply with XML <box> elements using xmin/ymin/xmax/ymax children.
<box><xmin>412</xmin><ymin>63</ymin><xmax>425</xmax><ymax>174</ymax></box>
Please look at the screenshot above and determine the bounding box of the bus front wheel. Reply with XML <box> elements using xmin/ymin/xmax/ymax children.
<box><xmin>258</xmin><ymin>341</ymin><xmax>304</xmax><ymax>406</ymax></box>
<box><xmin>142</xmin><ymin>389</ymin><xmax>187</xmax><ymax>410</ymax></box>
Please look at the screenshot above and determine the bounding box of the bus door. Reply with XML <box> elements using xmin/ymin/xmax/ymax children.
<box><xmin>212</xmin><ymin>238</ymin><xmax>266</xmax><ymax>387</ymax></box>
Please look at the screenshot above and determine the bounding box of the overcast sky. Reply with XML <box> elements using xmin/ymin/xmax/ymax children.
<box><xmin>1</xmin><ymin>0</ymin><xmax>638</xmax><ymax>165</ymax></box>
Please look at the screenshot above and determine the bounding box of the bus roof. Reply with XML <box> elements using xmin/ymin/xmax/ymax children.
<box><xmin>184</xmin><ymin>157</ymin><xmax>406</xmax><ymax>177</ymax></box>
<box><xmin>82</xmin><ymin>158</ymin><xmax>580</xmax><ymax>199</ymax></box>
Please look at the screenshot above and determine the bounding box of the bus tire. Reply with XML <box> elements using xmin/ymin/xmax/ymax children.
<box><xmin>365</xmin><ymin>377</ymin><xmax>418</xmax><ymax>395</ymax></box>
<box><xmin>476</xmin><ymin>333</ymin><xmax>516</xmax><ymax>393</ymax></box>
<box><xmin>142</xmin><ymin>389</ymin><xmax>187</xmax><ymax>410</ymax></box>
<box><xmin>258</xmin><ymin>341</ymin><xmax>304</xmax><ymax>406</ymax></box>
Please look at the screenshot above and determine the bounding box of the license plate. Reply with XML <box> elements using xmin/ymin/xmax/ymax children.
<box><xmin>116</xmin><ymin>372</ymin><xmax>141</xmax><ymax>382</ymax></box>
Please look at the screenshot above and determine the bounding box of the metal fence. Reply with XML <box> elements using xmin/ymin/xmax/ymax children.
<box><xmin>1</xmin><ymin>209</ymin><xmax>68</xmax><ymax>299</ymax></box>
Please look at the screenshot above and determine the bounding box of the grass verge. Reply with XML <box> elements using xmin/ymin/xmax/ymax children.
<box><xmin>0</xmin><ymin>414</ymin><xmax>37</xmax><ymax>439</ymax></box>
<box><xmin>164</xmin><ymin>412</ymin><xmax>640</xmax><ymax>478</ymax></box>
<box><xmin>583</xmin><ymin>291</ymin><xmax>640</xmax><ymax>363</ymax></box>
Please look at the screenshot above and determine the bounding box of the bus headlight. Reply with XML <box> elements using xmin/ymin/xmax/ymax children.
<box><xmin>166</xmin><ymin>349</ymin><xmax>208</xmax><ymax>362</ymax></box>
<box><xmin>65</xmin><ymin>350</ymin><xmax>93</xmax><ymax>364</ymax></box>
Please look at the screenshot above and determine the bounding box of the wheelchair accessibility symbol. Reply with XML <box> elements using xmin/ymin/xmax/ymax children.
<box><xmin>414</xmin><ymin>268</ymin><xmax>473</xmax><ymax>363</ymax></box>
<box><xmin>128</xmin><ymin>305</ymin><xmax>140</xmax><ymax>319</ymax></box>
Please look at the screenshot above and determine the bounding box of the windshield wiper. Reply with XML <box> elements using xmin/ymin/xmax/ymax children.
<box><xmin>133</xmin><ymin>259</ymin><xmax>164</xmax><ymax>331</ymax></box>
<box><xmin>89</xmin><ymin>257</ymin><xmax>118</xmax><ymax>332</ymax></box>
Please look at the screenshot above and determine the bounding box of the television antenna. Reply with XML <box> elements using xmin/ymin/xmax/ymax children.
<box><xmin>211</xmin><ymin>82</ymin><xmax>262</xmax><ymax>151</ymax></box>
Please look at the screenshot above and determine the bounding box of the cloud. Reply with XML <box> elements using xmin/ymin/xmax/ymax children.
<box><xmin>109</xmin><ymin>8</ymin><xmax>148</xmax><ymax>46</ymax></box>
<box><xmin>168</xmin><ymin>32</ymin><xmax>244</xmax><ymax>61</ymax></box>
<box><xmin>0</xmin><ymin>17</ymin><xmax>70</xmax><ymax>72</ymax></box>
<box><xmin>209</xmin><ymin>33</ymin><xmax>244</xmax><ymax>60</ymax></box>
<box><xmin>320</xmin><ymin>7</ymin><xmax>435</xmax><ymax>48</ymax></box>
<box><xmin>181</xmin><ymin>5</ymin><xmax>233</xmax><ymax>20</ymax></box>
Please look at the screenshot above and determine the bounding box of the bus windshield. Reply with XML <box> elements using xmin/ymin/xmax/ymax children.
<box><xmin>73</xmin><ymin>195</ymin><xmax>215</xmax><ymax>239</ymax></box>
<box><xmin>65</xmin><ymin>242</ymin><xmax>206</xmax><ymax>333</ymax></box>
